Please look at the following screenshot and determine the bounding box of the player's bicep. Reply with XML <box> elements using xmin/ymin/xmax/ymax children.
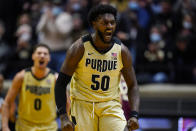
<box><xmin>121</xmin><ymin>44</ymin><xmax>137</xmax><ymax>88</ymax></box>
<box><xmin>4</xmin><ymin>71</ymin><xmax>24</xmax><ymax>105</ymax></box>
<box><xmin>60</xmin><ymin>38</ymin><xmax>84</xmax><ymax>76</ymax></box>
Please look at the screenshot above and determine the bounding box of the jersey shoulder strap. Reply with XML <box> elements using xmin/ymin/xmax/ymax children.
<box><xmin>82</xmin><ymin>34</ymin><xmax>92</xmax><ymax>43</ymax></box>
<box><xmin>25</xmin><ymin>67</ymin><xmax>31</xmax><ymax>72</ymax></box>
<box><xmin>49</xmin><ymin>69</ymin><xmax>56</xmax><ymax>75</ymax></box>
<box><xmin>112</xmin><ymin>36</ymin><xmax>122</xmax><ymax>45</ymax></box>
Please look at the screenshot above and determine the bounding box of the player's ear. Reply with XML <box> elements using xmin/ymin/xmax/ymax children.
<box><xmin>48</xmin><ymin>54</ymin><xmax>51</xmax><ymax>62</ymax></box>
<box><xmin>32</xmin><ymin>53</ymin><xmax>35</xmax><ymax>61</ymax></box>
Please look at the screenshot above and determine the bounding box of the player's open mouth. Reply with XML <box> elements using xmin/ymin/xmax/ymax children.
<box><xmin>39</xmin><ymin>60</ymin><xmax>44</xmax><ymax>65</ymax></box>
<box><xmin>105</xmin><ymin>31</ymin><xmax>112</xmax><ymax>38</ymax></box>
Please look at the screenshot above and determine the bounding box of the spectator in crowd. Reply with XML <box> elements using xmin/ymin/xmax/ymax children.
<box><xmin>15</xmin><ymin>13</ymin><xmax>32</xmax><ymax>59</ymax></box>
<box><xmin>116</xmin><ymin>2</ymin><xmax>148</xmax><ymax>66</ymax></box>
<box><xmin>4</xmin><ymin>13</ymin><xmax>33</xmax><ymax>79</ymax></box>
<box><xmin>71</xmin><ymin>13</ymin><xmax>88</xmax><ymax>42</ymax></box>
<box><xmin>37</xmin><ymin>1</ymin><xmax>73</xmax><ymax>72</ymax></box>
<box><xmin>66</xmin><ymin>0</ymin><xmax>84</xmax><ymax>13</ymax></box>
<box><xmin>173</xmin><ymin>13</ymin><xmax>196</xmax><ymax>83</ymax></box>
<box><xmin>180</xmin><ymin>13</ymin><xmax>196</xmax><ymax>37</ymax></box>
<box><xmin>29</xmin><ymin>1</ymin><xmax>43</xmax><ymax>45</ymax></box>
<box><xmin>136</xmin><ymin>25</ymin><xmax>172</xmax><ymax>84</ymax></box>
<box><xmin>126</xmin><ymin>0</ymin><xmax>151</xmax><ymax>30</ymax></box>
<box><xmin>172</xmin><ymin>34</ymin><xmax>195</xmax><ymax>83</ymax></box>
<box><xmin>110</xmin><ymin>0</ymin><xmax>129</xmax><ymax>13</ymax></box>
<box><xmin>173</xmin><ymin>0</ymin><xmax>196</xmax><ymax>16</ymax></box>
<box><xmin>0</xmin><ymin>0</ymin><xmax>23</xmax><ymax>46</ymax></box>
<box><xmin>65</xmin><ymin>0</ymin><xmax>89</xmax><ymax>29</ymax></box>
<box><xmin>150</xmin><ymin>0</ymin><xmax>178</xmax><ymax>40</ymax></box>
<box><xmin>0</xmin><ymin>21</ymin><xmax>13</xmax><ymax>76</ymax></box>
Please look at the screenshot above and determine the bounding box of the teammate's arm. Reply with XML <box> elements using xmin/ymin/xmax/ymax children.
<box><xmin>2</xmin><ymin>70</ymin><xmax>24</xmax><ymax>131</ymax></box>
<box><xmin>121</xmin><ymin>44</ymin><xmax>140</xmax><ymax>131</ymax></box>
<box><xmin>55</xmin><ymin>38</ymin><xmax>84</xmax><ymax>131</ymax></box>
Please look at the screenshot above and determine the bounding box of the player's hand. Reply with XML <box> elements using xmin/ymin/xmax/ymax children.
<box><xmin>60</xmin><ymin>114</ymin><xmax>74</xmax><ymax>131</ymax></box>
<box><xmin>127</xmin><ymin>117</ymin><xmax>139</xmax><ymax>131</ymax></box>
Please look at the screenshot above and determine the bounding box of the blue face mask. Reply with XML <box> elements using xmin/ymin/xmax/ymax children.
<box><xmin>52</xmin><ymin>7</ymin><xmax>62</xmax><ymax>16</ymax></box>
<box><xmin>150</xmin><ymin>33</ymin><xmax>161</xmax><ymax>43</ymax></box>
<box><xmin>128</xmin><ymin>1</ymin><xmax>139</xmax><ymax>11</ymax></box>
<box><xmin>151</xmin><ymin>4</ymin><xmax>162</xmax><ymax>14</ymax></box>
<box><xmin>183</xmin><ymin>21</ymin><xmax>192</xmax><ymax>29</ymax></box>
<box><xmin>72</xmin><ymin>3</ymin><xmax>81</xmax><ymax>11</ymax></box>
<box><xmin>41</xmin><ymin>6</ymin><xmax>49</xmax><ymax>14</ymax></box>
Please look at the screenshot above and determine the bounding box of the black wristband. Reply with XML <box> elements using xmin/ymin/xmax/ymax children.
<box><xmin>130</xmin><ymin>111</ymin><xmax>139</xmax><ymax>119</ymax></box>
<box><xmin>55</xmin><ymin>72</ymin><xmax>72</xmax><ymax>115</ymax></box>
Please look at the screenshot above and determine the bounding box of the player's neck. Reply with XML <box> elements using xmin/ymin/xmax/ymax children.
<box><xmin>31</xmin><ymin>67</ymin><xmax>49</xmax><ymax>79</ymax></box>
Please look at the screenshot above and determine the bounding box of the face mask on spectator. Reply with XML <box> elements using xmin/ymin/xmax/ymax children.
<box><xmin>72</xmin><ymin>3</ymin><xmax>81</xmax><ymax>11</ymax></box>
<box><xmin>52</xmin><ymin>7</ymin><xmax>62</xmax><ymax>16</ymax></box>
<box><xmin>183</xmin><ymin>21</ymin><xmax>192</xmax><ymax>29</ymax></box>
<box><xmin>128</xmin><ymin>1</ymin><xmax>139</xmax><ymax>11</ymax></box>
<box><xmin>41</xmin><ymin>6</ymin><xmax>49</xmax><ymax>14</ymax></box>
<box><xmin>150</xmin><ymin>33</ymin><xmax>161</xmax><ymax>43</ymax></box>
<box><xmin>151</xmin><ymin>4</ymin><xmax>162</xmax><ymax>14</ymax></box>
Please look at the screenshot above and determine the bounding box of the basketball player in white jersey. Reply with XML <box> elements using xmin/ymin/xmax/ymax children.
<box><xmin>55</xmin><ymin>4</ymin><xmax>140</xmax><ymax>131</ymax></box>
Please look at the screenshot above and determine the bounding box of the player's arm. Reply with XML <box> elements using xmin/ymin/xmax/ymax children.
<box><xmin>54</xmin><ymin>72</ymin><xmax>71</xmax><ymax>118</ymax></box>
<box><xmin>55</xmin><ymin>38</ymin><xmax>84</xmax><ymax>131</ymax></box>
<box><xmin>2</xmin><ymin>70</ymin><xmax>24</xmax><ymax>131</ymax></box>
<box><xmin>121</xmin><ymin>44</ymin><xmax>140</xmax><ymax>130</ymax></box>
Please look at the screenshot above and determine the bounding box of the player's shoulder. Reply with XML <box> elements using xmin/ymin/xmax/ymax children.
<box><xmin>47</xmin><ymin>68</ymin><xmax>58</xmax><ymax>79</ymax></box>
<box><xmin>75</xmin><ymin>33</ymin><xmax>92</xmax><ymax>44</ymax></box>
<box><xmin>48</xmin><ymin>68</ymin><xmax>56</xmax><ymax>75</ymax></box>
<box><xmin>66</xmin><ymin>35</ymin><xmax>85</xmax><ymax>61</ymax></box>
<box><xmin>121</xmin><ymin>43</ymin><xmax>129</xmax><ymax>54</ymax></box>
<box><xmin>24</xmin><ymin>67</ymin><xmax>31</xmax><ymax>72</ymax></box>
<box><xmin>81</xmin><ymin>34</ymin><xmax>92</xmax><ymax>43</ymax></box>
<box><xmin>14</xmin><ymin>68</ymin><xmax>26</xmax><ymax>82</ymax></box>
<box><xmin>69</xmin><ymin>34</ymin><xmax>91</xmax><ymax>54</ymax></box>
<box><xmin>70</xmin><ymin>35</ymin><xmax>85</xmax><ymax>50</ymax></box>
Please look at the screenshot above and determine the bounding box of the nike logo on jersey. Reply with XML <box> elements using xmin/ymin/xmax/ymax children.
<box><xmin>88</xmin><ymin>53</ymin><xmax>94</xmax><ymax>55</ymax></box>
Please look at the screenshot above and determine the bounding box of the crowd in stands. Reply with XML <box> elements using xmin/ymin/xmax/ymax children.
<box><xmin>0</xmin><ymin>0</ymin><xmax>195</xmax><ymax>84</ymax></box>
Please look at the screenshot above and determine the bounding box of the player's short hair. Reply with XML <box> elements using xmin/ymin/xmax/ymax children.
<box><xmin>32</xmin><ymin>43</ymin><xmax>51</xmax><ymax>54</ymax></box>
<box><xmin>88</xmin><ymin>4</ymin><xmax>117</xmax><ymax>26</ymax></box>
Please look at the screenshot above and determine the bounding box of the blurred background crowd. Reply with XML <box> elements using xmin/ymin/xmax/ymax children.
<box><xmin>0</xmin><ymin>0</ymin><xmax>196</xmax><ymax>84</ymax></box>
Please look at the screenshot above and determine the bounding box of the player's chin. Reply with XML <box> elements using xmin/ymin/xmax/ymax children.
<box><xmin>104</xmin><ymin>37</ymin><xmax>112</xmax><ymax>43</ymax></box>
<box><xmin>104</xmin><ymin>33</ymin><xmax>114</xmax><ymax>42</ymax></box>
<box><xmin>38</xmin><ymin>64</ymin><xmax>47</xmax><ymax>69</ymax></box>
